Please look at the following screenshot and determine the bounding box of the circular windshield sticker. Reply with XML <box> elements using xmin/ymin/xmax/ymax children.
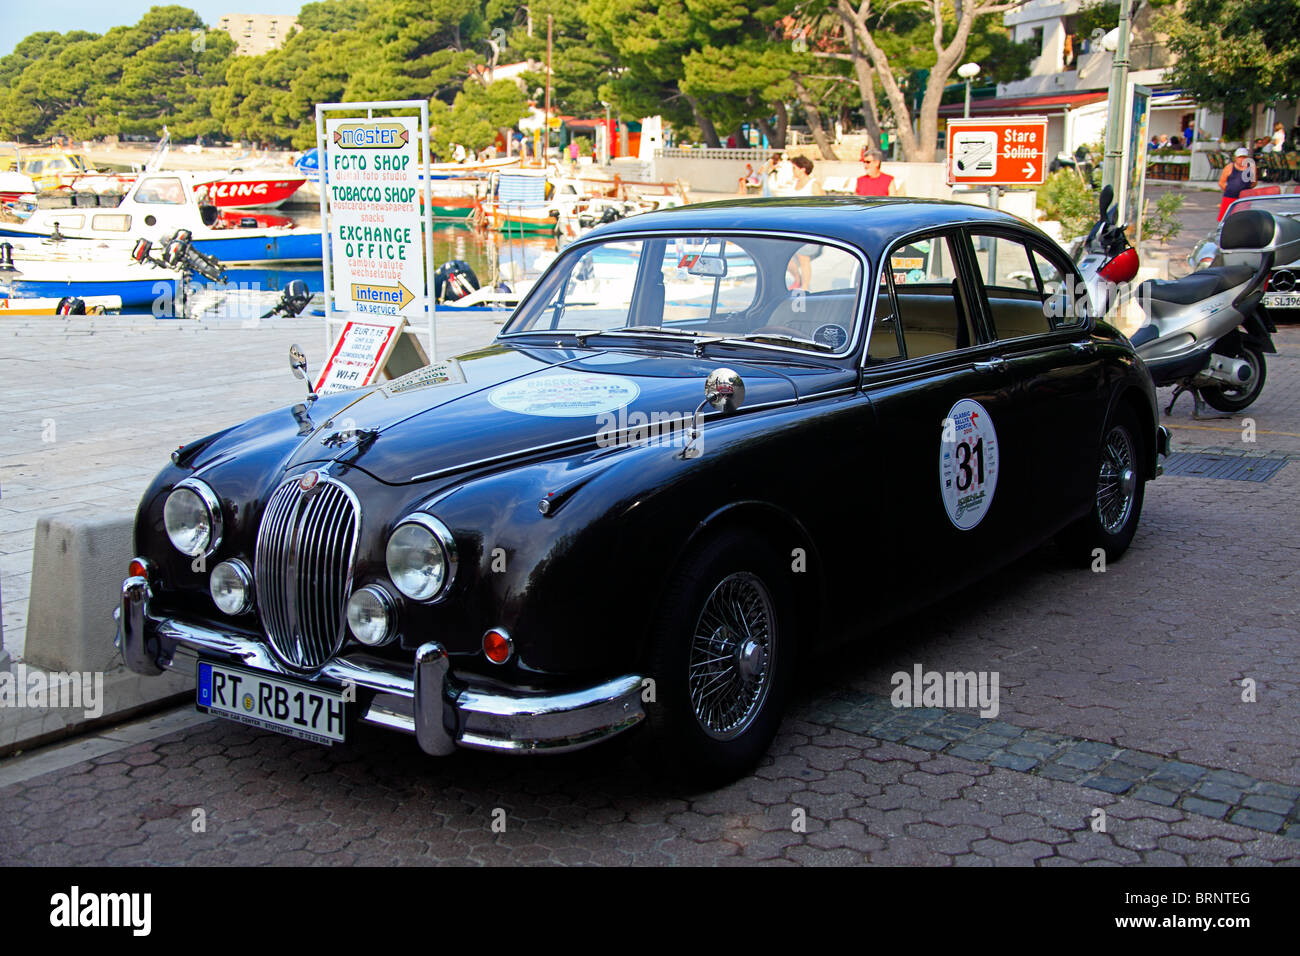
<box><xmin>940</xmin><ymin>399</ymin><xmax>1000</xmax><ymax>530</ymax></box>
<box><xmin>489</xmin><ymin>372</ymin><xmax>640</xmax><ymax>418</ymax></box>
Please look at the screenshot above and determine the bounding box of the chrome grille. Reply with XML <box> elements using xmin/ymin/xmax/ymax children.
<box><xmin>254</xmin><ymin>475</ymin><xmax>359</xmax><ymax>670</ymax></box>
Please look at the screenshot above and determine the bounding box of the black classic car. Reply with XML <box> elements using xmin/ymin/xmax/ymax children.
<box><xmin>118</xmin><ymin>198</ymin><xmax>1169</xmax><ymax>785</ymax></box>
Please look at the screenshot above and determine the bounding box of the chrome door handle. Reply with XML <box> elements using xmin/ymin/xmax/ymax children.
<box><xmin>972</xmin><ymin>357</ymin><xmax>1006</xmax><ymax>372</ymax></box>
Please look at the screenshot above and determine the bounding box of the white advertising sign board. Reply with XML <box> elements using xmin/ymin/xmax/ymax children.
<box><xmin>314</xmin><ymin>317</ymin><xmax>406</xmax><ymax>395</ymax></box>
<box><xmin>323</xmin><ymin>115</ymin><xmax>424</xmax><ymax>317</ymax></box>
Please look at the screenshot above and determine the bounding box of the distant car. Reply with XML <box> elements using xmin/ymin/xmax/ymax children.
<box><xmin>1191</xmin><ymin>194</ymin><xmax>1300</xmax><ymax>314</ymax></box>
<box><xmin>117</xmin><ymin>198</ymin><xmax>1168</xmax><ymax>785</ymax></box>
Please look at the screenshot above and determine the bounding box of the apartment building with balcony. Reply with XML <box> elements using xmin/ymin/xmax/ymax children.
<box><xmin>216</xmin><ymin>14</ymin><xmax>299</xmax><ymax>57</ymax></box>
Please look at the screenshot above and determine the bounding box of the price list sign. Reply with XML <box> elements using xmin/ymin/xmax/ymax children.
<box><xmin>324</xmin><ymin>115</ymin><xmax>424</xmax><ymax>316</ymax></box>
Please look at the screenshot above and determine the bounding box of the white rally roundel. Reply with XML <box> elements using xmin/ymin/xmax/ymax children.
<box><xmin>488</xmin><ymin>372</ymin><xmax>640</xmax><ymax>418</ymax></box>
<box><xmin>940</xmin><ymin>399</ymin><xmax>1000</xmax><ymax>530</ymax></box>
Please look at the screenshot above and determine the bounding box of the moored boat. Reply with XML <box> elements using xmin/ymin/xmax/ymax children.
<box><xmin>0</xmin><ymin>170</ymin><xmax>321</xmax><ymax>262</ymax></box>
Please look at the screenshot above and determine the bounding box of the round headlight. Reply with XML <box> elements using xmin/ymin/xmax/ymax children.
<box><xmin>164</xmin><ymin>481</ymin><xmax>221</xmax><ymax>556</ymax></box>
<box><xmin>385</xmin><ymin>516</ymin><xmax>457</xmax><ymax>602</ymax></box>
<box><xmin>347</xmin><ymin>586</ymin><xmax>396</xmax><ymax>646</ymax></box>
<box><xmin>210</xmin><ymin>559</ymin><xmax>253</xmax><ymax>615</ymax></box>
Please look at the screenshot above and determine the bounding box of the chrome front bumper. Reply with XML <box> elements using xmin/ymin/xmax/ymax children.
<box><xmin>115</xmin><ymin>576</ymin><xmax>646</xmax><ymax>756</ymax></box>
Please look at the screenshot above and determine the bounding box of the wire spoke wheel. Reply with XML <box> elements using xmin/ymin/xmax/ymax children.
<box><xmin>688</xmin><ymin>572</ymin><xmax>777</xmax><ymax>741</ymax></box>
<box><xmin>1096</xmin><ymin>424</ymin><xmax>1137</xmax><ymax>536</ymax></box>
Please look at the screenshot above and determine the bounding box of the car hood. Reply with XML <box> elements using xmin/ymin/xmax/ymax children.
<box><xmin>267</xmin><ymin>343</ymin><xmax>820</xmax><ymax>484</ymax></box>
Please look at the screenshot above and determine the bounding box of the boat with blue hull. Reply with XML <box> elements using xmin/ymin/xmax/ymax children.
<box><xmin>0</xmin><ymin>170</ymin><xmax>321</xmax><ymax>263</ymax></box>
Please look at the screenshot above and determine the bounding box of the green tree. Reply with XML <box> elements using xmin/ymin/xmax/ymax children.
<box><xmin>1161</xmin><ymin>0</ymin><xmax>1300</xmax><ymax>112</ymax></box>
<box><xmin>429</xmin><ymin>78</ymin><xmax>530</xmax><ymax>155</ymax></box>
<box><xmin>822</xmin><ymin>0</ymin><xmax>1032</xmax><ymax>162</ymax></box>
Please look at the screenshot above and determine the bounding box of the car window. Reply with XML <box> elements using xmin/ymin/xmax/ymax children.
<box><xmin>1031</xmin><ymin>247</ymin><xmax>1085</xmax><ymax>328</ymax></box>
<box><xmin>971</xmin><ymin>233</ymin><xmax>1052</xmax><ymax>340</ymax></box>
<box><xmin>865</xmin><ymin>264</ymin><xmax>902</xmax><ymax>363</ymax></box>
<box><xmin>662</xmin><ymin>238</ymin><xmax>757</xmax><ymax>321</ymax></box>
<box><xmin>504</xmin><ymin>235</ymin><xmax>865</xmax><ymax>354</ymax></box>
<box><xmin>885</xmin><ymin>233</ymin><xmax>977</xmax><ymax>359</ymax></box>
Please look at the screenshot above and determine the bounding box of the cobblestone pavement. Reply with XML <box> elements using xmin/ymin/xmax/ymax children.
<box><xmin>0</xmin><ymin>325</ymin><xmax>1297</xmax><ymax>865</ymax></box>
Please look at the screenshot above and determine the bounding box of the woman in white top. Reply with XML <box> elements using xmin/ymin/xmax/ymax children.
<box><xmin>789</xmin><ymin>156</ymin><xmax>824</xmax><ymax>196</ymax></box>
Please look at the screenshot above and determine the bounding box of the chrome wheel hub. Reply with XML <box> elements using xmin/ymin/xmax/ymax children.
<box><xmin>1097</xmin><ymin>426</ymin><xmax>1137</xmax><ymax>536</ymax></box>
<box><xmin>689</xmin><ymin>572</ymin><xmax>777</xmax><ymax>740</ymax></box>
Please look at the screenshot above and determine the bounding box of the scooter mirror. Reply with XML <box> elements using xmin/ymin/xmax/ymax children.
<box><xmin>1099</xmin><ymin>185</ymin><xmax>1113</xmax><ymax>221</ymax></box>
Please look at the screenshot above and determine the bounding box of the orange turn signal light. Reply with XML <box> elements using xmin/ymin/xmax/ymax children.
<box><xmin>482</xmin><ymin>628</ymin><xmax>513</xmax><ymax>665</ymax></box>
<box><xmin>128</xmin><ymin>558</ymin><xmax>149</xmax><ymax>579</ymax></box>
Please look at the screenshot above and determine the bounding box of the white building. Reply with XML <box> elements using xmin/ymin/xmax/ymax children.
<box><xmin>944</xmin><ymin>0</ymin><xmax>1294</xmax><ymax>178</ymax></box>
<box><xmin>216</xmin><ymin>14</ymin><xmax>299</xmax><ymax>56</ymax></box>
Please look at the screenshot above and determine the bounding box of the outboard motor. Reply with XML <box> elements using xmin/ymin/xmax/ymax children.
<box><xmin>434</xmin><ymin>259</ymin><xmax>480</xmax><ymax>302</ymax></box>
<box><xmin>162</xmin><ymin>229</ymin><xmax>226</xmax><ymax>283</ymax></box>
<box><xmin>261</xmin><ymin>279</ymin><xmax>313</xmax><ymax>318</ymax></box>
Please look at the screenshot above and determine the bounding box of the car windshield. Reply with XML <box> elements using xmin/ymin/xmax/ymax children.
<box><xmin>500</xmin><ymin>234</ymin><xmax>866</xmax><ymax>354</ymax></box>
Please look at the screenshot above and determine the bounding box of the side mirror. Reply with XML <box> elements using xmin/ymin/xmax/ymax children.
<box><xmin>1098</xmin><ymin>184</ymin><xmax>1113</xmax><ymax>222</ymax></box>
<box><xmin>704</xmin><ymin>367</ymin><xmax>745</xmax><ymax>413</ymax></box>
<box><xmin>290</xmin><ymin>343</ymin><xmax>308</xmax><ymax>380</ymax></box>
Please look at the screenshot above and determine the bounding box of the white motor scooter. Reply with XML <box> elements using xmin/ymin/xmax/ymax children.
<box><xmin>1079</xmin><ymin>186</ymin><xmax>1295</xmax><ymax>417</ymax></box>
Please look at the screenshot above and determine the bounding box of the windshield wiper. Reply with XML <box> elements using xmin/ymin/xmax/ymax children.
<box><xmin>598</xmin><ymin>325</ymin><xmax>724</xmax><ymax>338</ymax></box>
<box><xmin>713</xmin><ymin>332</ymin><xmax>837</xmax><ymax>352</ymax></box>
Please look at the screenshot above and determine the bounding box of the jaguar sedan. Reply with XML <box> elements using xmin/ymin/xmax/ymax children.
<box><xmin>118</xmin><ymin>198</ymin><xmax>1169</xmax><ymax>786</ymax></box>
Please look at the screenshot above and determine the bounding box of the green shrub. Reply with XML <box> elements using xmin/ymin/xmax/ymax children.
<box><xmin>1143</xmin><ymin>191</ymin><xmax>1185</xmax><ymax>245</ymax></box>
<box><xmin>1036</xmin><ymin>169</ymin><xmax>1096</xmax><ymax>239</ymax></box>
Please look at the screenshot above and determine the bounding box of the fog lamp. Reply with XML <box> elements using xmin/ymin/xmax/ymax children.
<box><xmin>347</xmin><ymin>586</ymin><xmax>397</xmax><ymax>646</ymax></box>
<box><xmin>209</xmin><ymin>559</ymin><xmax>253</xmax><ymax>615</ymax></box>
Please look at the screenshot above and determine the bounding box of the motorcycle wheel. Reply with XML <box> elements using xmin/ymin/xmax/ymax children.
<box><xmin>1201</xmin><ymin>343</ymin><xmax>1266</xmax><ymax>413</ymax></box>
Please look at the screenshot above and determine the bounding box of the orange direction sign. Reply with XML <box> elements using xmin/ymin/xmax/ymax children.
<box><xmin>946</xmin><ymin>116</ymin><xmax>1048</xmax><ymax>186</ymax></box>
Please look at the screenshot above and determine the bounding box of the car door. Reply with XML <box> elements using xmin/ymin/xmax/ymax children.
<box><xmin>858</xmin><ymin>228</ymin><xmax>1029</xmax><ymax>616</ymax></box>
<box><xmin>962</xmin><ymin>228</ymin><xmax>1107</xmax><ymax>536</ymax></box>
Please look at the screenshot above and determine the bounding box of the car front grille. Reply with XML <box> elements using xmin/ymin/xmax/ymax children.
<box><xmin>254</xmin><ymin>474</ymin><xmax>359</xmax><ymax>670</ymax></box>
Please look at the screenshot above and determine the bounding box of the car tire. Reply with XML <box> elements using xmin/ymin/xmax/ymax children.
<box><xmin>1201</xmin><ymin>343</ymin><xmax>1266</xmax><ymax>413</ymax></box>
<box><xmin>635</xmin><ymin>530</ymin><xmax>796</xmax><ymax>787</ymax></box>
<box><xmin>1057</xmin><ymin>404</ymin><xmax>1146</xmax><ymax>566</ymax></box>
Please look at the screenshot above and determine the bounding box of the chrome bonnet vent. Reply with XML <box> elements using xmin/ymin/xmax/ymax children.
<box><xmin>255</xmin><ymin>474</ymin><xmax>359</xmax><ymax>670</ymax></box>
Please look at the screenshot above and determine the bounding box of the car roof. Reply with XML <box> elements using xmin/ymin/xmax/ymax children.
<box><xmin>586</xmin><ymin>196</ymin><xmax>1038</xmax><ymax>252</ymax></box>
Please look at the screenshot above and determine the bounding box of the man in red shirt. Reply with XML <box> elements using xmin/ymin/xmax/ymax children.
<box><xmin>855</xmin><ymin>149</ymin><xmax>897</xmax><ymax>196</ymax></box>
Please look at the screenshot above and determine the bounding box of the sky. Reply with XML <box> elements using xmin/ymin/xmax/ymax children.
<box><xmin>1</xmin><ymin>2</ymin><xmax>306</xmax><ymax>57</ymax></box>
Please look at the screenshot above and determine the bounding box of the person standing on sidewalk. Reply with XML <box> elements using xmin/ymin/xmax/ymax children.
<box><xmin>855</xmin><ymin>149</ymin><xmax>897</xmax><ymax>196</ymax></box>
<box><xmin>1217</xmin><ymin>148</ymin><xmax>1256</xmax><ymax>220</ymax></box>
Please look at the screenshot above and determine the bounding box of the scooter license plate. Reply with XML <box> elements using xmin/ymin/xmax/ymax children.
<box><xmin>1262</xmin><ymin>293</ymin><xmax>1300</xmax><ymax>309</ymax></box>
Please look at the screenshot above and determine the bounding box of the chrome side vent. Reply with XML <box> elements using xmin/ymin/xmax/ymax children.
<box><xmin>254</xmin><ymin>475</ymin><xmax>359</xmax><ymax>670</ymax></box>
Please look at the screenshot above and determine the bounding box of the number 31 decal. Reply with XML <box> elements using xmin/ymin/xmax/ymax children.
<box><xmin>940</xmin><ymin>399</ymin><xmax>1000</xmax><ymax>530</ymax></box>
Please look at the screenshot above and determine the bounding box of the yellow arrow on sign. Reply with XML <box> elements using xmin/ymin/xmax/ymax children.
<box><xmin>351</xmin><ymin>281</ymin><xmax>416</xmax><ymax>310</ymax></box>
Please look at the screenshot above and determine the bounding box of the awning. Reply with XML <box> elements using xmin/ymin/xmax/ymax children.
<box><xmin>940</xmin><ymin>90</ymin><xmax>1108</xmax><ymax>118</ymax></box>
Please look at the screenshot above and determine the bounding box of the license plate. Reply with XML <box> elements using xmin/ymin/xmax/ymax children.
<box><xmin>197</xmin><ymin>660</ymin><xmax>346</xmax><ymax>745</ymax></box>
<box><xmin>1263</xmin><ymin>292</ymin><xmax>1300</xmax><ymax>309</ymax></box>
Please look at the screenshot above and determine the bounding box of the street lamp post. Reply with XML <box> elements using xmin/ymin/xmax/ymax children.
<box><xmin>1101</xmin><ymin>0</ymin><xmax>1134</xmax><ymax>195</ymax></box>
<box><xmin>958</xmin><ymin>62</ymin><xmax>981</xmax><ymax>119</ymax></box>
